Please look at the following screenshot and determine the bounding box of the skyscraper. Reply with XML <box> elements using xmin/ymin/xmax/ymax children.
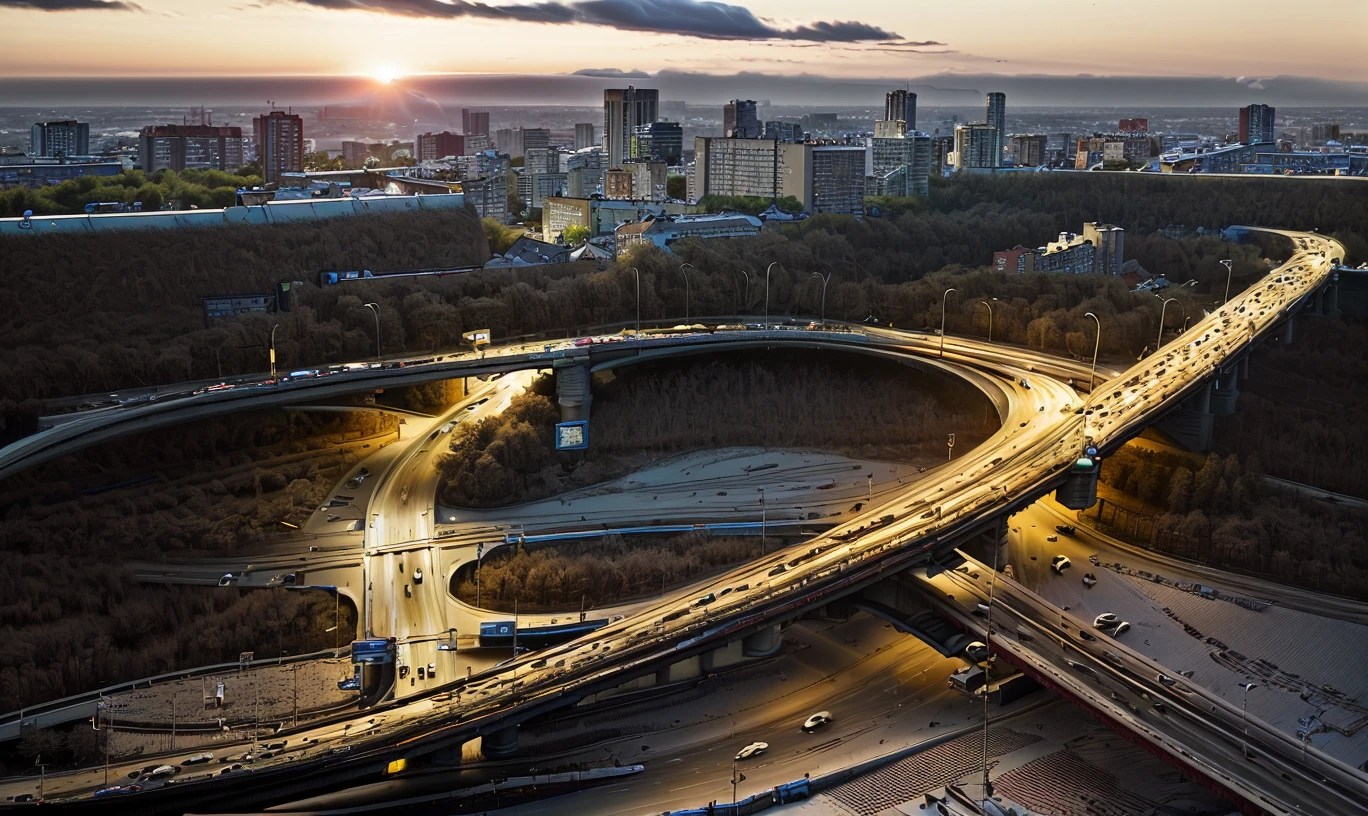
<box><xmin>462</xmin><ymin>109</ymin><xmax>490</xmax><ymax>136</ymax></box>
<box><xmin>723</xmin><ymin>100</ymin><xmax>761</xmax><ymax>139</ymax></box>
<box><xmin>574</xmin><ymin>123</ymin><xmax>596</xmax><ymax>151</ymax></box>
<box><xmin>635</xmin><ymin>121</ymin><xmax>683</xmax><ymax>165</ymax></box>
<box><xmin>884</xmin><ymin>90</ymin><xmax>916</xmax><ymax>130</ymax></box>
<box><xmin>416</xmin><ymin>131</ymin><xmax>465</xmax><ymax>161</ymax></box>
<box><xmin>139</xmin><ymin>124</ymin><xmax>244</xmax><ymax>172</ymax></box>
<box><xmin>30</xmin><ymin>120</ymin><xmax>89</xmax><ymax>158</ymax></box>
<box><xmin>604</xmin><ymin>86</ymin><xmax>659</xmax><ymax>167</ymax></box>
<box><xmin>985</xmin><ymin>92</ymin><xmax>1006</xmax><ymax>167</ymax></box>
<box><xmin>953</xmin><ymin>123</ymin><xmax>999</xmax><ymax>170</ymax></box>
<box><xmin>1238</xmin><ymin>104</ymin><xmax>1276</xmax><ymax>144</ymax></box>
<box><xmin>253</xmin><ymin>111</ymin><xmax>304</xmax><ymax>182</ymax></box>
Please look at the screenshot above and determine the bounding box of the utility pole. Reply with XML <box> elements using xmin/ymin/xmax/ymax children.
<box><xmin>292</xmin><ymin>665</ymin><xmax>299</xmax><ymax>728</ymax></box>
<box><xmin>981</xmin><ymin>537</ymin><xmax>1000</xmax><ymax>809</ymax></box>
<box><xmin>759</xmin><ymin>487</ymin><xmax>767</xmax><ymax>553</ymax></box>
<box><xmin>867</xmin><ymin>473</ymin><xmax>873</xmax><ymax>503</ymax></box>
<box><xmin>171</xmin><ymin>693</ymin><xmax>176</xmax><ymax>751</ymax></box>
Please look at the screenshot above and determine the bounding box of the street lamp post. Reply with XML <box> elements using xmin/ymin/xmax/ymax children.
<box><xmin>940</xmin><ymin>288</ymin><xmax>956</xmax><ymax>357</ymax></box>
<box><xmin>765</xmin><ymin>262</ymin><xmax>781</xmax><ymax>328</ymax></box>
<box><xmin>1220</xmin><ymin>259</ymin><xmax>1234</xmax><ymax>306</ymax></box>
<box><xmin>811</xmin><ymin>272</ymin><xmax>831</xmax><ymax>326</ymax></box>
<box><xmin>1157</xmin><ymin>298</ymin><xmax>1180</xmax><ymax>351</ymax></box>
<box><xmin>269</xmin><ymin>324</ymin><xmax>280</xmax><ymax>381</ymax></box>
<box><xmin>759</xmin><ymin>487</ymin><xmax>767</xmax><ymax>554</ymax></box>
<box><xmin>630</xmin><ymin>267</ymin><xmax>642</xmax><ymax>344</ymax></box>
<box><xmin>363</xmin><ymin>302</ymin><xmax>381</xmax><ymax>360</ymax></box>
<box><xmin>738</xmin><ymin>270</ymin><xmax>751</xmax><ymax>313</ymax></box>
<box><xmin>679</xmin><ymin>263</ymin><xmax>694</xmax><ymax>321</ymax></box>
<box><xmin>978</xmin><ymin>299</ymin><xmax>997</xmax><ymax>344</ymax></box>
<box><xmin>1084</xmin><ymin>312</ymin><xmax>1101</xmax><ymax>392</ymax></box>
<box><xmin>1241</xmin><ymin>682</ymin><xmax>1259</xmax><ymax>759</ymax></box>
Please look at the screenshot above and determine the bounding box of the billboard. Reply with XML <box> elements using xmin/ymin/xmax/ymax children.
<box><xmin>463</xmin><ymin>328</ymin><xmax>491</xmax><ymax>347</ymax></box>
<box><xmin>351</xmin><ymin>638</ymin><xmax>396</xmax><ymax>664</ymax></box>
<box><xmin>555</xmin><ymin>420</ymin><xmax>589</xmax><ymax>450</ymax></box>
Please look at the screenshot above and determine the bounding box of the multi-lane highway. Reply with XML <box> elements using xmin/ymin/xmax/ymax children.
<box><xmin>0</xmin><ymin>228</ymin><xmax>1347</xmax><ymax>811</ymax></box>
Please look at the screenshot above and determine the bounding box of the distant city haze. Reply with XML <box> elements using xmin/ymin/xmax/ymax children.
<box><xmin>1</xmin><ymin>0</ymin><xmax>1365</xmax><ymax>106</ymax></box>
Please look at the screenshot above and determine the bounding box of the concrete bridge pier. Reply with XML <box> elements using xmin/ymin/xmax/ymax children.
<box><xmin>1237</xmin><ymin>357</ymin><xmax>1250</xmax><ymax>383</ymax></box>
<box><xmin>554</xmin><ymin>362</ymin><xmax>592</xmax><ymax>422</ymax></box>
<box><xmin>1282</xmin><ymin>319</ymin><xmax>1295</xmax><ymax>347</ymax></box>
<box><xmin>480</xmin><ymin>723</ymin><xmax>520</xmax><ymax>759</ymax></box>
<box><xmin>1155</xmin><ymin>381</ymin><xmax>1215</xmax><ymax>452</ymax></box>
<box><xmin>741</xmin><ymin>624</ymin><xmax>783</xmax><ymax>657</ymax></box>
<box><xmin>1210</xmin><ymin>370</ymin><xmax>1240</xmax><ymax>417</ymax></box>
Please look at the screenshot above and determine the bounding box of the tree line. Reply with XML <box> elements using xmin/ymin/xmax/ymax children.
<box><xmin>435</xmin><ymin>353</ymin><xmax>994</xmax><ymax>509</ymax></box>
<box><xmin>0</xmin><ymin>168</ymin><xmax>264</xmax><ymax>217</ymax></box>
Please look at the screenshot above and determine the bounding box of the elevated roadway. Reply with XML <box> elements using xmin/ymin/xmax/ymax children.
<box><xmin>0</xmin><ymin>228</ymin><xmax>1348</xmax><ymax>814</ymax></box>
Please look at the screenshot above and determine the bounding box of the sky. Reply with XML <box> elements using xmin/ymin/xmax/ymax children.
<box><xmin>1</xmin><ymin>0</ymin><xmax>1365</xmax><ymax>83</ymax></box>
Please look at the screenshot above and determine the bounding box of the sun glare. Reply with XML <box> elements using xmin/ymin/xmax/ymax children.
<box><xmin>372</xmin><ymin>66</ymin><xmax>400</xmax><ymax>84</ymax></box>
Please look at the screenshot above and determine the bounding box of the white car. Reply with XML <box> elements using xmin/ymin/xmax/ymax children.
<box><xmin>1050</xmin><ymin>555</ymin><xmax>1072</xmax><ymax>574</ymax></box>
<box><xmin>1093</xmin><ymin>613</ymin><xmax>1119</xmax><ymax>629</ymax></box>
<box><xmin>735</xmin><ymin>741</ymin><xmax>768</xmax><ymax>761</ymax></box>
<box><xmin>802</xmin><ymin>711</ymin><xmax>833</xmax><ymax>732</ymax></box>
<box><xmin>413</xmin><ymin>568</ymin><xmax>423</xmax><ymax>584</ymax></box>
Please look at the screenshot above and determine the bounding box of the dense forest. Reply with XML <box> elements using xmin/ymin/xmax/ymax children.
<box><xmin>0</xmin><ymin>168</ymin><xmax>263</xmax><ymax>217</ymax></box>
<box><xmin>453</xmin><ymin>533</ymin><xmax>766</xmax><ymax>613</ymax></box>
<box><xmin>0</xmin><ymin>410</ymin><xmax>383</xmax><ymax>714</ymax></box>
<box><xmin>5</xmin><ymin>173</ymin><xmax>1358</xmax><ymax>440</ymax></box>
<box><xmin>435</xmin><ymin>353</ymin><xmax>993</xmax><ymax>508</ymax></box>
<box><xmin>1088</xmin><ymin>311</ymin><xmax>1368</xmax><ymax>599</ymax></box>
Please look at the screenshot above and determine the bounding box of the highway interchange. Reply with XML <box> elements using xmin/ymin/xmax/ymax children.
<box><xmin>0</xmin><ymin>228</ymin><xmax>1357</xmax><ymax>814</ymax></box>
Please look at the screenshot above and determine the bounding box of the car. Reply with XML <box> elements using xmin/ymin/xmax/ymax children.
<box><xmin>142</xmin><ymin>765</ymin><xmax>178</xmax><ymax>781</ymax></box>
<box><xmin>337</xmin><ymin>676</ymin><xmax>360</xmax><ymax>691</ymax></box>
<box><xmin>427</xmin><ymin>661</ymin><xmax>436</xmax><ymax>677</ymax></box>
<box><xmin>802</xmin><ymin>711</ymin><xmax>833</xmax><ymax>732</ymax></box>
<box><xmin>129</xmin><ymin>765</ymin><xmax>160</xmax><ymax>780</ymax></box>
<box><xmin>1093</xmin><ymin>613</ymin><xmax>1120</xmax><ymax>629</ymax></box>
<box><xmin>735</xmin><ymin>741</ymin><xmax>768</xmax><ymax>761</ymax></box>
<box><xmin>418</xmin><ymin>666</ymin><xmax>426</xmax><ymax>680</ymax></box>
<box><xmin>399</xmin><ymin>665</ymin><xmax>410</xmax><ymax>679</ymax></box>
<box><xmin>181</xmin><ymin>753</ymin><xmax>214</xmax><ymax>766</ymax></box>
<box><xmin>1082</xmin><ymin>572</ymin><xmax>1098</xmax><ymax>588</ymax></box>
<box><xmin>95</xmin><ymin>785</ymin><xmax>140</xmax><ymax>797</ymax></box>
<box><xmin>1046</xmin><ymin>534</ymin><xmax>1058</xmax><ymax>542</ymax></box>
<box><xmin>1111</xmin><ymin>622</ymin><xmax>1131</xmax><ymax>636</ymax></box>
<box><xmin>692</xmin><ymin>592</ymin><xmax>716</xmax><ymax>607</ymax></box>
<box><xmin>768</xmin><ymin>564</ymin><xmax>787</xmax><ymax>577</ymax></box>
<box><xmin>413</xmin><ymin>568</ymin><xmax>423</xmax><ymax>584</ymax></box>
<box><xmin>962</xmin><ymin>641</ymin><xmax>989</xmax><ymax>663</ymax></box>
<box><xmin>1050</xmin><ymin>555</ymin><xmax>1071</xmax><ymax>574</ymax></box>
<box><xmin>404</xmin><ymin>583</ymin><xmax>411</xmax><ymax>597</ymax></box>
<box><xmin>440</xmin><ymin>421</ymin><xmax>456</xmax><ymax>434</ymax></box>
<box><xmin>217</xmin><ymin>573</ymin><xmax>236</xmax><ymax>587</ymax></box>
<box><xmin>10</xmin><ymin>794</ymin><xmax>35</xmax><ymax>802</ymax></box>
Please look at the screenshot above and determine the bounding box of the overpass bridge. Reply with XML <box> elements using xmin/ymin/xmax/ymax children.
<box><xmin>0</xmin><ymin>229</ymin><xmax>1353</xmax><ymax>815</ymax></box>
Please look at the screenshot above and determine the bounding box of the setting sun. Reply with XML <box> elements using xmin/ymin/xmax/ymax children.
<box><xmin>372</xmin><ymin>66</ymin><xmax>400</xmax><ymax>84</ymax></box>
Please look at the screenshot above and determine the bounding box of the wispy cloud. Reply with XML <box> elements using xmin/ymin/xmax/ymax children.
<box><xmin>572</xmin><ymin>67</ymin><xmax>652</xmax><ymax>78</ymax></box>
<box><xmin>0</xmin><ymin>0</ymin><xmax>140</xmax><ymax>9</ymax></box>
<box><xmin>289</xmin><ymin>0</ymin><xmax>902</xmax><ymax>42</ymax></box>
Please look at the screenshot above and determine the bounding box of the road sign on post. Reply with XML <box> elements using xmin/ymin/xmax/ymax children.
<box><xmin>463</xmin><ymin>329</ymin><xmax>491</xmax><ymax>348</ymax></box>
<box><xmin>555</xmin><ymin>420</ymin><xmax>589</xmax><ymax>450</ymax></box>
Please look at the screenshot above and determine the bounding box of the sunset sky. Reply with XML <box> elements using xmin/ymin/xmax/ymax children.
<box><xmin>1</xmin><ymin>0</ymin><xmax>1363</xmax><ymax>82</ymax></box>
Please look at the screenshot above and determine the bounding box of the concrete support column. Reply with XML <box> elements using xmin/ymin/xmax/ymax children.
<box><xmin>1282</xmin><ymin>319</ymin><xmax>1295</xmax><ymax>347</ymax></box>
<box><xmin>554</xmin><ymin>362</ymin><xmax>592</xmax><ymax>423</ymax></box>
<box><xmin>1211</xmin><ymin>372</ymin><xmax>1239</xmax><ymax>417</ymax></box>
<box><xmin>741</xmin><ymin>624</ymin><xmax>783</xmax><ymax>657</ymax></box>
<box><xmin>656</xmin><ymin>655</ymin><xmax>702</xmax><ymax>685</ymax></box>
<box><xmin>480</xmin><ymin>724</ymin><xmax>519</xmax><ymax>759</ymax></box>
<box><xmin>1237</xmin><ymin>357</ymin><xmax>1250</xmax><ymax>383</ymax></box>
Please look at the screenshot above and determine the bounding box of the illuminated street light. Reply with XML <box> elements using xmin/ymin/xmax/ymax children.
<box><xmin>978</xmin><ymin>299</ymin><xmax>998</xmax><ymax>344</ymax></box>
<box><xmin>1241</xmin><ymin>682</ymin><xmax>1259</xmax><ymax>759</ymax></box>
<box><xmin>811</xmin><ymin>271</ymin><xmax>832</xmax><ymax>326</ymax></box>
<box><xmin>679</xmin><ymin>263</ymin><xmax>694</xmax><ymax>321</ymax></box>
<box><xmin>363</xmin><ymin>302</ymin><xmax>381</xmax><ymax>360</ymax></box>
<box><xmin>1220</xmin><ymin>259</ymin><xmax>1234</xmax><ymax>305</ymax></box>
<box><xmin>765</xmin><ymin>262</ymin><xmax>781</xmax><ymax>328</ymax></box>
<box><xmin>630</xmin><ymin>267</ymin><xmax>642</xmax><ymax>344</ymax></box>
<box><xmin>940</xmin><ymin>288</ymin><xmax>956</xmax><ymax>357</ymax></box>
<box><xmin>1157</xmin><ymin>298</ymin><xmax>1181</xmax><ymax>351</ymax></box>
<box><xmin>269</xmin><ymin>324</ymin><xmax>280</xmax><ymax>382</ymax></box>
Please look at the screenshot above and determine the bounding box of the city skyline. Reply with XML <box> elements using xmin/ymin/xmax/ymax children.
<box><xmin>1</xmin><ymin>0</ymin><xmax>1365</xmax><ymax>83</ymax></box>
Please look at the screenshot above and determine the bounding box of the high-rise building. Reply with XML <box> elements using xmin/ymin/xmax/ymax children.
<box><xmin>625</xmin><ymin>159</ymin><xmax>668</xmax><ymax>201</ymax></box>
<box><xmin>723</xmin><ymin>100</ymin><xmax>761</xmax><ymax>139</ymax></box>
<box><xmin>522</xmin><ymin>128</ymin><xmax>550</xmax><ymax>153</ymax></box>
<box><xmin>635</xmin><ymin>121</ymin><xmax>684</xmax><ymax>165</ymax></box>
<box><xmin>1239</xmin><ymin>104</ymin><xmax>1276</xmax><ymax>144</ymax></box>
<box><xmin>953</xmin><ymin>123</ymin><xmax>998</xmax><ymax>170</ymax></box>
<box><xmin>462</xmin><ymin>109</ymin><xmax>490</xmax><ymax>136</ymax></box>
<box><xmin>574</xmin><ymin>123</ymin><xmax>596</xmax><ymax>151</ymax></box>
<box><xmin>1118</xmin><ymin>118</ymin><xmax>1149</xmax><ymax>134</ymax></box>
<box><xmin>253</xmin><ymin>111</ymin><xmax>304</xmax><ymax>183</ymax></box>
<box><xmin>416</xmin><ymin>131</ymin><xmax>466</xmax><ymax>161</ymax></box>
<box><xmin>1083</xmin><ymin>222</ymin><xmax>1125</xmax><ymax>276</ymax></box>
<box><xmin>495</xmin><ymin>128</ymin><xmax>523</xmax><ymax>158</ymax></box>
<box><xmin>874</xmin><ymin>120</ymin><xmax>907</xmax><ymax>139</ymax></box>
<box><xmin>869</xmin><ymin>133</ymin><xmax>932</xmax><ymax>197</ymax></box>
<box><xmin>1009</xmin><ymin>134</ymin><xmax>1048</xmax><ymax>167</ymax></box>
<box><xmin>139</xmin><ymin>124</ymin><xmax>244</xmax><ymax>173</ymax></box>
<box><xmin>1310</xmin><ymin>122</ymin><xmax>1342</xmax><ymax>143</ymax></box>
<box><xmin>565</xmin><ymin>146</ymin><xmax>607</xmax><ymax>197</ymax></box>
<box><xmin>884</xmin><ymin>90</ymin><xmax>916</xmax><ymax>130</ymax></box>
<box><xmin>764</xmin><ymin>121</ymin><xmax>803</xmax><ymax>142</ymax></box>
<box><xmin>809</xmin><ymin>146</ymin><xmax>867</xmax><ymax>216</ymax></box>
<box><xmin>30</xmin><ymin>120</ymin><xmax>89</xmax><ymax>158</ymax></box>
<box><xmin>604</xmin><ymin>86</ymin><xmax>659</xmax><ymax>167</ymax></box>
<box><xmin>984</xmin><ymin>92</ymin><xmax>1007</xmax><ymax>167</ymax></box>
<box><xmin>604</xmin><ymin>168</ymin><xmax>635</xmax><ymax>199</ymax></box>
<box><xmin>693</xmin><ymin>137</ymin><xmax>810</xmax><ymax>208</ymax></box>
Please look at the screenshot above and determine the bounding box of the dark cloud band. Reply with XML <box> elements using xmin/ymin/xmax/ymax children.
<box><xmin>291</xmin><ymin>0</ymin><xmax>902</xmax><ymax>42</ymax></box>
<box><xmin>0</xmin><ymin>0</ymin><xmax>139</xmax><ymax>9</ymax></box>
